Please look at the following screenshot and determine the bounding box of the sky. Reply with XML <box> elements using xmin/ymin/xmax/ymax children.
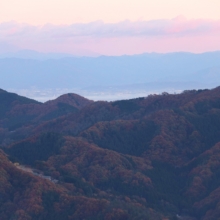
<box><xmin>0</xmin><ymin>0</ymin><xmax>220</xmax><ymax>55</ymax></box>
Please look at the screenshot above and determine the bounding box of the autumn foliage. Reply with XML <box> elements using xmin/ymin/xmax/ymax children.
<box><xmin>1</xmin><ymin>87</ymin><xmax>220</xmax><ymax>219</ymax></box>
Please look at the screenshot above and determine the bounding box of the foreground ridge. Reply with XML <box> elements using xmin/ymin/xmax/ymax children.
<box><xmin>1</xmin><ymin>86</ymin><xmax>220</xmax><ymax>219</ymax></box>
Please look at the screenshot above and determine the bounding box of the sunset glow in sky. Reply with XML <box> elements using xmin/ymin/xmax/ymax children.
<box><xmin>0</xmin><ymin>0</ymin><xmax>220</xmax><ymax>55</ymax></box>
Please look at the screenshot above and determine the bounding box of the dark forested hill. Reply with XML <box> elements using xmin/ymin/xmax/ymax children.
<box><xmin>0</xmin><ymin>90</ymin><xmax>92</xmax><ymax>145</ymax></box>
<box><xmin>1</xmin><ymin>87</ymin><xmax>220</xmax><ymax>219</ymax></box>
<box><xmin>0</xmin><ymin>88</ymin><xmax>40</xmax><ymax>117</ymax></box>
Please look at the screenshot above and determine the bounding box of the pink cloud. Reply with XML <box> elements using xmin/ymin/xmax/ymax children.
<box><xmin>0</xmin><ymin>18</ymin><xmax>220</xmax><ymax>55</ymax></box>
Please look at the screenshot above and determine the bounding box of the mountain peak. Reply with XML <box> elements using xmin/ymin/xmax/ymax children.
<box><xmin>45</xmin><ymin>93</ymin><xmax>93</xmax><ymax>109</ymax></box>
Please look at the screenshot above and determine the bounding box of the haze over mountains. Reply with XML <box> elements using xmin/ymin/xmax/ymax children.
<box><xmin>1</xmin><ymin>0</ymin><xmax>220</xmax><ymax>219</ymax></box>
<box><xmin>0</xmin><ymin>50</ymin><xmax>220</xmax><ymax>102</ymax></box>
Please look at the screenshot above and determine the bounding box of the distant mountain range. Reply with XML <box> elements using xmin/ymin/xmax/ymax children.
<box><xmin>0</xmin><ymin>51</ymin><xmax>220</xmax><ymax>102</ymax></box>
<box><xmin>0</xmin><ymin>50</ymin><xmax>77</xmax><ymax>60</ymax></box>
<box><xmin>0</xmin><ymin>48</ymin><xmax>100</xmax><ymax>59</ymax></box>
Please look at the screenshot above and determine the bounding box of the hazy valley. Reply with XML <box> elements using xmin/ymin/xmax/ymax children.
<box><xmin>1</xmin><ymin>51</ymin><xmax>220</xmax><ymax>102</ymax></box>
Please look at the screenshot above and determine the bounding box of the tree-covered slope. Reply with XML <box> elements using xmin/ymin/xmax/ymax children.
<box><xmin>1</xmin><ymin>87</ymin><xmax>220</xmax><ymax>219</ymax></box>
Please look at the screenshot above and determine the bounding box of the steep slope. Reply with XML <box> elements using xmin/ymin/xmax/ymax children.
<box><xmin>1</xmin><ymin>140</ymin><xmax>166</xmax><ymax>220</ymax></box>
<box><xmin>2</xmin><ymin>86</ymin><xmax>220</xmax><ymax>219</ymax></box>
<box><xmin>0</xmin><ymin>88</ymin><xmax>40</xmax><ymax>119</ymax></box>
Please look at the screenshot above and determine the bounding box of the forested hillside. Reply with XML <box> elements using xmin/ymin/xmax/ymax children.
<box><xmin>1</xmin><ymin>87</ymin><xmax>220</xmax><ymax>219</ymax></box>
